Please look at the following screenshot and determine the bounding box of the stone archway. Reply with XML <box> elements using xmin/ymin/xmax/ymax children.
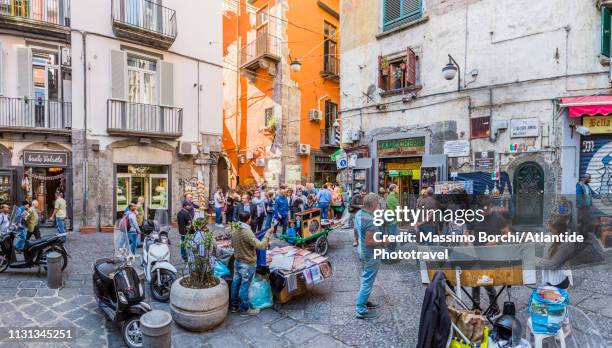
<box><xmin>513</xmin><ymin>161</ymin><xmax>544</xmax><ymax>226</ymax></box>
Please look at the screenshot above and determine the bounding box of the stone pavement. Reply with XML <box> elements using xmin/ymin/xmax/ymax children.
<box><xmin>0</xmin><ymin>227</ymin><xmax>611</xmax><ymax>347</ymax></box>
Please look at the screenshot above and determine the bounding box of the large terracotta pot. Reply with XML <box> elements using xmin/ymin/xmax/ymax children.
<box><xmin>169</xmin><ymin>276</ymin><xmax>228</xmax><ymax>331</ymax></box>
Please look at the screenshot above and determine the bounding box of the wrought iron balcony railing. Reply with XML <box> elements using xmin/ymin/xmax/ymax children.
<box><xmin>107</xmin><ymin>99</ymin><xmax>182</xmax><ymax>138</ymax></box>
<box><xmin>112</xmin><ymin>0</ymin><xmax>177</xmax><ymax>49</ymax></box>
<box><xmin>239</xmin><ymin>33</ymin><xmax>281</xmax><ymax>70</ymax></box>
<box><xmin>0</xmin><ymin>97</ymin><xmax>71</xmax><ymax>131</ymax></box>
<box><xmin>0</xmin><ymin>0</ymin><xmax>70</xmax><ymax>39</ymax></box>
<box><xmin>320</xmin><ymin>128</ymin><xmax>339</xmax><ymax>148</ymax></box>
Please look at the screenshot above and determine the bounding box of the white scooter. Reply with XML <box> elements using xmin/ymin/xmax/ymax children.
<box><xmin>141</xmin><ymin>211</ymin><xmax>177</xmax><ymax>302</ymax></box>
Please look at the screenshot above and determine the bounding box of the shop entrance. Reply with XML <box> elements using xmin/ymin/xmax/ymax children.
<box><xmin>513</xmin><ymin>162</ymin><xmax>544</xmax><ymax>226</ymax></box>
<box><xmin>115</xmin><ymin>165</ymin><xmax>169</xmax><ymax>220</ymax></box>
<box><xmin>381</xmin><ymin>157</ymin><xmax>422</xmax><ymax>208</ymax></box>
<box><xmin>28</xmin><ymin>167</ymin><xmax>66</xmax><ymax>222</ymax></box>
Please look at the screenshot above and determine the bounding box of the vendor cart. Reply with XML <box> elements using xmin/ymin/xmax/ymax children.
<box><xmin>279</xmin><ymin>208</ymin><xmax>349</xmax><ymax>256</ymax></box>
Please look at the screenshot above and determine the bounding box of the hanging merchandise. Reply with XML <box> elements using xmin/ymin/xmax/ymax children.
<box><xmin>30</xmin><ymin>173</ymin><xmax>65</xmax><ymax>181</ymax></box>
<box><xmin>21</xmin><ymin>174</ymin><xmax>31</xmax><ymax>192</ymax></box>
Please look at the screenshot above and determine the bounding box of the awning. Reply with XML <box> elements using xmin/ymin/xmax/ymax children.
<box><xmin>560</xmin><ymin>96</ymin><xmax>612</xmax><ymax>117</ymax></box>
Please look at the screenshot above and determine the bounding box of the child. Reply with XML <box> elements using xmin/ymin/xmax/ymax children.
<box><xmin>285</xmin><ymin>219</ymin><xmax>298</xmax><ymax>245</ymax></box>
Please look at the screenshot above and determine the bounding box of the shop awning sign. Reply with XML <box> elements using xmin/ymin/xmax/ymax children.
<box><xmin>23</xmin><ymin>150</ymin><xmax>68</xmax><ymax>168</ymax></box>
<box><xmin>583</xmin><ymin>115</ymin><xmax>612</xmax><ymax>134</ymax></box>
<box><xmin>443</xmin><ymin>139</ymin><xmax>470</xmax><ymax>157</ymax></box>
<box><xmin>377</xmin><ymin>137</ymin><xmax>425</xmax><ymax>157</ymax></box>
<box><xmin>510</xmin><ymin>118</ymin><xmax>539</xmax><ymax>138</ymax></box>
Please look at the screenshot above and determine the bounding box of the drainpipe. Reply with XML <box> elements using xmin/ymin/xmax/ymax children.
<box><xmin>80</xmin><ymin>31</ymin><xmax>89</xmax><ymax>228</ymax></box>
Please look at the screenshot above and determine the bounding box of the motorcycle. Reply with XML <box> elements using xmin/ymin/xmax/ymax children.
<box><xmin>93</xmin><ymin>218</ymin><xmax>151</xmax><ymax>348</ymax></box>
<box><xmin>0</xmin><ymin>224</ymin><xmax>68</xmax><ymax>273</ymax></box>
<box><xmin>141</xmin><ymin>211</ymin><xmax>177</xmax><ymax>302</ymax></box>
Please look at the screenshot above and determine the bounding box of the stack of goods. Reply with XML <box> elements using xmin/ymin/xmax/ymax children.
<box><xmin>183</xmin><ymin>179</ymin><xmax>207</xmax><ymax>210</ymax></box>
<box><xmin>529</xmin><ymin>286</ymin><xmax>570</xmax><ymax>335</ymax></box>
<box><xmin>267</xmin><ymin>246</ymin><xmax>333</xmax><ymax>294</ymax></box>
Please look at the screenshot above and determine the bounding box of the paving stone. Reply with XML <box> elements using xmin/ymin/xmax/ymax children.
<box><xmin>308</xmin><ymin>334</ymin><xmax>351</xmax><ymax>347</ymax></box>
<box><xmin>9</xmin><ymin>311</ymin><xmax>35</xmax><ymax>327</ymax></box>
<box><xmin>206</xmin><ymin>333</ymin><xmax>248</xmax><ymax>347</ymax></box>
<box><xmin>257</xmin><ymin>308</ymin><xmax>282</xmax><ymax>323</ymax></box>
<box><xmin>51</xmin><ymin>300</ymin><xmax>78</xmax><ymax>313</ymax></box>
<box><xmin>270</xmin><ymin>317</ymin><xmax>298</xmax><ymax>334</ymax></box>
<box><xmin>0</xmin><ymin>301</ymin><xmax>15</xmax><ymax>313</ymax></box>
<box><xmin>16</xmin><ymin>289</ymin><xmax>37</xmax><ymax>297</ymax></box>
<box><xmin>36</xmin><ymin>288</ymin><xmax>58</xmax><ymax>297</ymax></box>
<box><xmin>283</xmin><ymin>325</ymin><xmax>321</xmax><ymax>345</ymax></box>
<box><xmin>18</xmin><ymin>280</ymin><xmax>43</xmax><ymax>289</ymax></box>
<box><xmin>21</xmin><ymin>302</ymin><xmax>46</xmax><ymax>317</ymax></box>
<box><xmin>64</xmin><ymin>307</ymin><xmax>91</xmax><ymax>321</ymax></box>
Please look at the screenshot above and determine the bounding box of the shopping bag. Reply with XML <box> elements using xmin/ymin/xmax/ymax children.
<box><xmin>529</xmin><ymin>286</ymin><xmax>569</xmax><ymax>335</ymax></box>
<box><xmin>450</xmin><ymin>326</ymin><xmax>489</xmax><ymax>348</ymax></box>
<box><xmin>213</xmin><ymin>260</ymin><xmax>231</xmax><ymax>278</ymax></box>
<box><xmin>448</xmin><ymin>306</ymin><xmax>486</xmax><ymax>343</ymax></box>
<box><xmin>248</xmin><ymin>276</ymin><xmax>274</xmax><ymax>309</ymax></box>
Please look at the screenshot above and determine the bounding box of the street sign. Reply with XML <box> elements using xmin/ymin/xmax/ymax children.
<box><xmin>443</xmin><ymin>139</ymin><xmax>470</xmax><ymax>157</ymax></box>
<box><xmin>510</xmin><ymin>118</ymin><xmax>539</xmax><ymax>138</ymax></box>
<box><xmin>336</xmin><ymin>153</ymin><xmax>348</xmax><ymax>169</ymax></box>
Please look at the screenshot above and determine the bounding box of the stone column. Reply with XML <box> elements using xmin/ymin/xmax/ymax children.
<box><xmin>141</xmin><ymin>310</ymin><xmax>172</xmax><ymax>348</ymax></box>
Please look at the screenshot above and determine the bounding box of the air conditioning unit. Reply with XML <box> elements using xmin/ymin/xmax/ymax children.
<box><xmin>309</xmin><ymin>109</ymin><xmax>322</xmax><ymax>121</ymax></box>
<box><xmin>178</xmin><ymin>141</ymin><xmax>199</xmax><ymax>156</ymax></box>
<box><xmin>297</xmin><ymin>143</ymin><xmax>311</xmax><ymax>155</ymax></box>
<box><xmin>351</xmin><ymin>129</ymin><xmax>361</xmax><ymax>141</ymax></box>
<box><xmin>255</xmin><ymin>158</ymin><xmax>265</xmax><ymax>167</ymax></box>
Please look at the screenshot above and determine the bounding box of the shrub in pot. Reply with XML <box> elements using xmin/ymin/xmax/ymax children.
<box><xmin>170</xmin><ymin>217</ymin><xmax>228</xmax><ymax>331</ymax></box>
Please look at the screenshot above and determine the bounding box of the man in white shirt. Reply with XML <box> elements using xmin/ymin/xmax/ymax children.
<box><xmin>213</xmin><ymin>187</ymin><xmax>225</xmax><ymax>228</ymax></box>
<box><xmin>0</xmin><ymin>203</ymin><xmax>10</xmax><ymax>235</ymax></box>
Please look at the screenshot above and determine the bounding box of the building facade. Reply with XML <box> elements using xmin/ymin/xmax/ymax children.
<box><xmin>340</xmin><ymin>0</ymin><xmax>612</xmax><ymax>226</ymax></box>
<box><xmin>0</xmin><ymin>0</ymin><xmax>223</xmax><ymax>230</ymax></box>
<box><xmin>221</xmin><ymin>0</ymin><xmax>340</xmax><ymax>189</ymax></box>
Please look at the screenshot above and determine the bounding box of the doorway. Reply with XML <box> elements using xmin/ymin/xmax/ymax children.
<box><xmin>217</xmin><ymin>157</ymin><xmax>229</xmax><ymax>191</ymax></box>
<box><xmin>381</xmin><ymin>157</ymin><xmax>421</xmax><ymax>208</ymax></box>
<box><xmin>32</xmin><ymin>49</ymin><xmax>60</xmax><ymax>128</ymax></box>
<box><xmin>513</xmin><ymin>162</ymin><xmax>544</xmax><ymax>226</ymax></box>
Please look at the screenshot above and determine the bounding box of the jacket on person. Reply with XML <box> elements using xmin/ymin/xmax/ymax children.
<box><xmin>177</xmin><ymin>208</ymin><xmax>193</xmax><ymax>235</ymax></box>
<box><xmin>231</xmin><ymin>222</ymin><xmax>271</xmax><ymax>265</ymax></box>
<box><xmin>274</xmin><ymin>196</ymin><xmax>289</xmax><ymax>217</ymax></box>
<box><xmin>386</xmin><ymin>192</ymin><xmax>399</xmax><ymax>225</ymax></box>
<box><xmin>24</xmin><ymin>207</ymin><xmax>38</xmax><ymax>233</ymax></box>
<box><xmin>576</xmin><ymin>182</ymin><xmax>596</xmax><ymax>209</ymax></box>
<box><xmin>349</xmin><ymin>193</ymin><xmax>364</xmax><ymax>213</ymax></box>
<box><xmin>234</xmin><ymin>202</ymin><xmax>258</xmax><ymax>222</ymax></box>
<box><xmin>416</xmin><ymin>271</ymin><xmax>451</xmax><ymax>348</ymax></box>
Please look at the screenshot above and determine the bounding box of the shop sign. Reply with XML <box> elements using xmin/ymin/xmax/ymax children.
<box><xmin>23</xmin><ymin>150</ymin><xmax>68</xmax><ymax>168</ymax></box>
<box><xmin>443</xmin><ymin>140</ymin><xmax>470</xmax><ymax>157</ymax></box>
<box><xmin>474</xmin><ymin>151</ymin><xmax>495</xmax><ymax>171</ymax></box>
<box><xmin>377</xmin><ymin>137</ymin><xmax>425</xmax><ymax>157</ymax></box>
<box><xmin>583</xmin><ymin>116</ymin><xmax>612</xmax><ymax>134</ymax></box>
<box><xmin>510</xmin><ymin>118</ymin><xmax>539</xmax><ymax>138</ymax></box>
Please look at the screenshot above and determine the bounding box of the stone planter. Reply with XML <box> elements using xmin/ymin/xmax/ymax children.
<box><xmin>169</xmin><ymin>276</ymin><xmax>228</xmax><ymax>331</ymax></box>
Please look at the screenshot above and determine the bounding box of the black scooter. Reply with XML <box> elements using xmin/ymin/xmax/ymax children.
<box><xmin>93</xmin><ymin>253</ymin><xmax>151</xmax><ymax>347</ymax></box>
<box><xmin>0</xmin><ymin>226</ymin><xmax>68</xmax><ymax>273</ymax></box>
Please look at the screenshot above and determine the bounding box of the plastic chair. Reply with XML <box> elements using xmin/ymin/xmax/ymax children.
<box><xmin>526</xmin><ymin>318</ymin><xmax>570</xmax><ymax>348</ymax></box>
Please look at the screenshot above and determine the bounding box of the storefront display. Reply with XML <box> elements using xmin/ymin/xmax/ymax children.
<box><xmin>0</xmin><ymin>170</ymin><xmax>14</xmax><ymax>205</ymax></box>
<box><xmin>182</xmin><ymin>177</ymin><xmax>206</xmax><ymax>210</ymax></box>
<box><xmin>115</xmin><ymin>165</ymin><xmax>170</xmax><ymax>219</ymax></box>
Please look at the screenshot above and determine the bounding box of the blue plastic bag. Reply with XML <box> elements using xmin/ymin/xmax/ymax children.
<box><xmin>248</xmin><ymin>276</ymin><xmax>273</xmax><ymax>309</ymax></box>
<box><xmin>213</xmin><ymin>260</ymin><xmax>230</xmax><ymax>278</ymax></box>
<box><xmin>529</xmin><ymin>286</ymin><xmax>569</xmax><ymax>335</ymax></box>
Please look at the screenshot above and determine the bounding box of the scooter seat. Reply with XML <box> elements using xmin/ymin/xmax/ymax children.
<box><xmin>95</xmin><ymin>262</ymin><xmax>117</xmax><ymax>281</ymax></box>
<box><xmin>24</xmin><ymin>235</ymin><xmax>55</xmax><ymax>249</ymax></box>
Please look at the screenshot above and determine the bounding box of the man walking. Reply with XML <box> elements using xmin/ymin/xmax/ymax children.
<box><xmin>25</xmin><ymin>200</ymin><xmax>41</xmax><ymax>241</ymax></box>
<box><xmin>177</xmin><ymin>201</ymin><xmax>193</xmax><ymax>262</ymax></box>
<box><xmin>355</xmin><ymin>193</ymin><xmax>388</xmax><ymax>319</ymax></box>
<box><xmin>50</xmin><ymin>191</ymin><xmax>67</xmax><ymax>240</ymax></box>
<box><xmin>385</xmin><ymin>184</ymin><xmax>400</xmax><ymax>254</ymax></box>
<box><xmin>213</xmin><ymin>187</ymin><xmax>225</xmax><ymax>228</ymax></box>
<box><xmin>126</xmin><ymin>201</ymin><xmax>141</xmax><ymax>254</ymax></box>
<box><xmin>273</xmin><ymin>189</ymin><xmax>290</xmax><ymax>235</ymax></box>
<box><xmin>230</xmin><ymin>212</ymin><xmax>274</xmax><ymax>316</ymax></box>
<box><xmin>316</xmin><ymin>183</ymin><xmax>332</xmax><ymax>220</ymax></box>
<box><xmin>349</xmin><ymin>188</ymin><xmax>367</xmax><ymax>247</ymax></box>
<box><xmin>15</xmin><ymin>201</ymin><xmax>29</xmax><ymax>250</ymax></box>
<box><xmin>0</xmin><ymin>203</ymin><xmax>10</xmax><ymax>234</ymax></box>
<box><xmin>576</xmin><ymin>173</ymin><xmax>597</xmax><ymax>236</ymax></box>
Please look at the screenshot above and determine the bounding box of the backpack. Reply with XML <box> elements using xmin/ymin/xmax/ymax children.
<box><xmin>122</xmin><ymin>214</ymin><xmax>131</xmax><ymax>232</ymax></box>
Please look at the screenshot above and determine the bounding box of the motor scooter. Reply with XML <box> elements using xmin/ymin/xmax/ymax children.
<box><xmin>0</xmin><ymin>224</ymin><xmax>68</xmax><ymax>273</ymax></box>
<box><xmin>93</xmin><ymin>218</ymin><xmax>151</xmax><ymax>348</ymax></box>
<box><xmin>141</xmin><ymin>211</ymin><xmax>177</xmax><ymax>302</ymax></box>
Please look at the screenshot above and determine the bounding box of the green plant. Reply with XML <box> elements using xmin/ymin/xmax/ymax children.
<box><xmin>228</xmin><ymin>221</ymin><xmax>242</xmax><ymax>233</ymax></box>
<box><xmin>179</xmin><ymin>216</ymin><xmax>217</xmax><ymax>289</ymax></box>
<box><xmin>381</xmin><ymin>56</ymin><xmax>391</xmax><ymax>70</ymax></box>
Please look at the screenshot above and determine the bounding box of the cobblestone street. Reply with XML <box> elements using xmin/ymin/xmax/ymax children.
<box><xmin>0</xmin><ymin>228</ymin><xmax>611</xmax><ymax>347</ymax></box>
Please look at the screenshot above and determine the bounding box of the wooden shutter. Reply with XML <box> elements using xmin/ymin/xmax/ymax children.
<box><xmin>603</xmin><ymin>7</ymin><xmax>611</xmax><ymax>58</ymax></box>
<box><xmin>159</xmin><ymin>61</ymin><xmax>174</xmax><ymax>106</ymax></box>
<box><xmin>110</xmin><ymin>49</ymin><xmax>127</xmax><ymax>100</ymax></box>
<box><xmin>17</xmin><ymin>46</ymin><xmax>32</xmax><ymax>98</ymax></box>
<box><xmin>405</xmin><ymin>47</ymin><xmax>417</xmax><ymax>87</ymax></box>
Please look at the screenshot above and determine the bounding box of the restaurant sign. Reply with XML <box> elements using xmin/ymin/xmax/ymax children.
<box><xmin>583</xmin><ymin>116</ymin><xmax>612</xmax><ymax>134</ymax></box>
<box><xmin>23</xmin><ymin>150</ymin><xmax>68</xmax><ymax>168</ymax></box>
<box><xmin>377</xmin><ymin>137</ymin><xmax>425</xmax><ymax>157</ymax></box>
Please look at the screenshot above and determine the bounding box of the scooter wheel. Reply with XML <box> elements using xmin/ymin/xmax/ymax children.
<box><xmin>122</xmin><ymin>315</ymin><xmax>143</xmax><ymax>348</ymax></box>
<box><xmin>150</xmin><ymin>269</ymin><xmax>176</xmax><ymax>302</ymax></box>
<box><xmin>0</xmin><ymin>253</ymin><xmax>8</xmax><ymax>273</ymax></box>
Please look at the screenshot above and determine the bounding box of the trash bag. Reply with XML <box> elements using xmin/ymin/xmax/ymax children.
<box><xmin>248</xmin><ymin>276</ymin><xmax>273</xmax><ymax>310</ymax></box>
<box><xmin>528</xmin><ymin>286</ymin><xmax>569</xmax><ymax>335</ymax></box>
<box><xmin>213</xmin><ymin>260</ymin><xmax>230</xmax><ymax>278</ymax></box>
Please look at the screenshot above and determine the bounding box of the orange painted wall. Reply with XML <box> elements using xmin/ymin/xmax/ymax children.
<box><xmin>287</xmin><ymin>0</ymin><xmax>340</xmax><ymax>180</ymax></box>
<box><xmin>222</xmin><ymin>0</ymin><xmax>339</xmax><ymax>186</ymax></box>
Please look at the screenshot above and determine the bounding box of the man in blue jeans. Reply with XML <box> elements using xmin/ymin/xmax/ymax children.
<box><xmin>273</xmin><ymin>189</ymin><xmax>289</xmax><ymax>235</ymax></box>
<box><xmin>126</xmin><ymin>201</ymin><xmax>141</xmax><ymax>254</ymax></box>
<box><xmin>14</xmin><ymin>201</ymin><xmax>29</xmax><ymax>251</ymax></box>
<box><xmin>355</xmin><ymin>193</ymin><xmax>389</xmax><ymax>319</ymax></box>
<box><xmin>230</xmin><ymin>212</ymin><xmax>274</xmax><ymax>316</ymax></box>
<box><xmin>316</xmin><ymin>183</ymin><xmax>332</xmax><ymax>219</ymax></box>
<box><xmin>50</xmin><ymin>191</ymin><xmax>67</xmax><ymax>241</ymax></box>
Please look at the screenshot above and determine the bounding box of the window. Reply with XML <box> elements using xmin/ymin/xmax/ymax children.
<box><xmin>127</xmin><ymin>55</ymin><xmax>157</xmax><ymax>105</ymax></box>
<box><xmin>264</xmin><ymin>107</ymin><xmax>275</xmax><ymax>128</ymax></box>
<box><xmin>378</xmin><ymin>48</ymin><xmax>417</xmax><ymax>92</ymax></box>
<box><xmin>602</xmin><ymin>6</ymin><xmax>611</xmax><ymax>57</ymax></box>
<box><xmin>323</xmin><ymin>22</ymin><xmax>338</xmax><ymax>75</ymax></box>
<box><xmin>470</xmin><ymin>116</ymin><xmax>491</xmax><ymax>139</ymax></box>
<box><xmin>383</xmin><ymin>0</ymin><xmax>422</xmax><ymax>32</ymax></box>
<box><xmin>324</xmin><ymin>101</ymin><xmax>338</xmax><ymax>146</ymax></box>
<box><xmin>256</xmin><ymin>6</ymin><xmax>269</xmax><ymax>56</ymax></box>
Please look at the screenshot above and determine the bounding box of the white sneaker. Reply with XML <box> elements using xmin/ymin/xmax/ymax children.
<box><xmin>216</xmin><ymin>224</ymin><xmax>224</xmax><ymax>228</ymax></box>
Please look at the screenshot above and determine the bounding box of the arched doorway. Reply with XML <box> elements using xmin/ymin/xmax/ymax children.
<box><xmin>513</xmin><ymin>161</ymin><xmax>544</xmax><ymax>226</ymax></box>
<box><xmin>217</xmin><ymin>156</ymin><xmax>229</xmax><ymax>191</ymax></box>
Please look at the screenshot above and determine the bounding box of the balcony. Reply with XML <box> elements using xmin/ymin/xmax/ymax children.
<box><xmin>321</xmin><ymin>55</ymin><xmax>339</xmax><ymax>81</ymax></box>
<box><xmin>320</xmin><ymin>128</ymin><xmax>339</xmax><ymax>149</ymax></box>
<box><xmin>0</xmin><ymin>97</ymin><xmax>71</xmax><ymax>134</ymax></box>
<box><xmin>239</xmin><ymin>34</ymin><xmax>281</xmax><ymax>73</ymax></box>
<box><xmin>107</xmin><ymin>99</ymin><xmax>182</xmax><ymax>138</ymax></box>
<box><xmin>111</xmin><ymin>0</ymin><xmax>177</xmax><ymax>50</ymax></box>
<box><xmin>0</xmin><ymin>0</ymin><xmax>70</xmax><ymax>41</ymax></box>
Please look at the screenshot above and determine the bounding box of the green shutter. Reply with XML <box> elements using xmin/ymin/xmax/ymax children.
<box><xmin>384</xmin><ymin>0</ymin><xmax>401</xmax><ymax>25</ymax></box>
<box><xmin>383</xmin><ymin>0</ymin><xmax>422</xmax><ymax>31</ymax></box>
<box><xmin>603</xmin><ymin>7</ymin><xmax>611</xmax><ymax>58</ymax></box>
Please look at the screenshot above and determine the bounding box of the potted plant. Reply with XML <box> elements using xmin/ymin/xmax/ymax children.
<box><xmin>170</xmin><ymin>217</ymin><xmax>229</xmax><ymax>331</ymax></box>
<box><xmin>381</xmin><ymin>57</ymin><xmax>391</xmax><ymax>76</ymax></box>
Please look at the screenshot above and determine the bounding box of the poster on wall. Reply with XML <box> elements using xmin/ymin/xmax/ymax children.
<box><xmin>475</xmin><ymin>151</ymin><xmax>495</xmax><ymax>171</ymax></box>
<box><xmin>443</xmin><ymin>140</ymin><xmax>470</xmax><ymax>157</ymax></box>
<box><xmin>510</xmin><ymin>118</ymin><xmax>539</xmax><ymax>138</ymax></box>
<box><xmin>580</xmin><ymin>135</ymin><xmax>612</xmax><ymax>217</ymax></box>
<box><xmin>435</xmin><ymin>181</ymin><xmax>474</xmax><ymax>194</ymax></box>
<box><xmin>285</xmin><ymin>165</ymin><xmax>302</xmax><ymax>185</ymax></box>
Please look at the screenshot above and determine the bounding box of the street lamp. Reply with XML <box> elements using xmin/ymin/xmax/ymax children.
<box><xmin>290</xmin><ymin>58</ymin><xmax>302</xmax><ymax>72</ymax></box>
<box><xmin>442</xmin><ymin>54</ymin><xmax>461</xmax><ymax>91</ymax></box>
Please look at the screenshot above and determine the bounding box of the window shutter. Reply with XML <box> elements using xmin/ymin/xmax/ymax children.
<box><xmin>17</xmin><ymin>46</ymin><xmax>32</xmax><ymax>98</ymax></box>
<box><xmin>384</xmin><ymin>0</ymin><xmax>401</xmax><ymax>26</ymax></box>
<box><xmin>378</xmin><ymin>55</ymin><xmax>385</xmax><ymax>90</ymax></box>
<box><xmin>159</xmin><ymin>61</ymin><xmax>174</xmax><ymax>106</ymax></box>
<box><xmin>403</xmin><ymin>0</ymin><xmax>421</xmax><ymax>16</ymax></box>
<box><xmin>405</xmin><ymin>47</ymin><xmax>417</xmax><ymax>87</ymax></box>
<box><xmin>110</xmin><ymin>49</ymin><xmax>127</xmax><ymax>100</ymax></box>
<box><xmin>602</xmin><ymin>7</ymin><xmax>611</xmax><ymax>58</ymax></box>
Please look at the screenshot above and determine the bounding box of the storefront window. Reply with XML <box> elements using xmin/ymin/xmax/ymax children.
<box><xmin>115</xmin><ymin>165</ymin><xmax>169</xmax><ymax>218</ymax></box>
<box><xmin>149</xmin><ymin>175</ymin><xmax>168</xmax><ymax>210</ymax></box>
<box><xmin>116</xmin><ymin>176</ymin><xmax>130</xmax><ymax>212</ymax></box>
